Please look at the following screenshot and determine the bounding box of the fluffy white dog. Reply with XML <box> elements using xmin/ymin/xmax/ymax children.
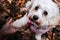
<box><xmin>12</xmin><ymin>0</ymin><xmax>60</xmax><ymax>40</ymax></box>
<box><xmin>26</xmin><ymin>0</ymin><xmax>60</xmax><ymax>40</ymax></box>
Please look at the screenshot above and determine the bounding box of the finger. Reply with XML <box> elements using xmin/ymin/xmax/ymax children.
<box><xmin>7</xmin><ymin>18</ymin><xmax>13</xmax><ymax>24</ymax></box>
<box><xmin>54</xmin><ymin>0</ymin><xmax>60</xmax><ymax>4</ymax></box>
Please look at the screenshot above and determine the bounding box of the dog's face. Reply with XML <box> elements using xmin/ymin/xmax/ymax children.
<box><xmin>27</xmin><ymin>0</ymin><xmax>60</xmax><ymax>28</ymax></box>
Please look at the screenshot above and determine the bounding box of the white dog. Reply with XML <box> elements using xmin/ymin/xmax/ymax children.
<box><xmin>26</xmin><ymin>0</ymin><xmax>60</xmax><ymax>40</ymax></box>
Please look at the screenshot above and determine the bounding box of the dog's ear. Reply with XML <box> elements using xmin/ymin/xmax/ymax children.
<box><xmin>52</xmin><ymin>0</ymin><xmax>60</xmax><ymax>26</ymax></box>
<box><xmin>58</xmin><ymin>20</ymin><xmax>60</xmax><ymax>25</ymax></box>
<box><xmin>58</xmin><ymin>15</ymin><xmax>60</xmax><ymax>26</ymax></box>
<box><xmin>52</xmin><ymin>0</ymin><xmax>60</xmax><ymax>8</ymax></box>
<box><xmin>26</xmin><ymin>0</ymin><xmax>34</xmax><ymax>10</ymax></box>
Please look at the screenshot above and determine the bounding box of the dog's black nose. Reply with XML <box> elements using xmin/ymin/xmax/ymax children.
<box><xmin>33</xmin><ymin>15</ymin><xmax>39</xmax><ymax>20</ymax></box>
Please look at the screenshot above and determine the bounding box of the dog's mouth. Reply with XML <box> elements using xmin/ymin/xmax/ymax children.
<box><xmin>27</xmin><ymin>20</ymin><xmax>52</xmax><ymax>34</ymax></box>
<box><xmin>27</xmin><ymin>20</ymin><xmax>40</xmax><ymax>32</ymax></box>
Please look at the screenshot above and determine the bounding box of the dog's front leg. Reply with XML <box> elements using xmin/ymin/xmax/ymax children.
<box><xmin>12</xmin><ymin>14</ymin><xmax>29</xmax><ymax>28</ymax></box>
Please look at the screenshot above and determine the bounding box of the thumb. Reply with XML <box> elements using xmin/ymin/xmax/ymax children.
<box><xmin>7</xmin><ymin>18</ymin><xmax>13</xmax><ymax>24</ymax></box>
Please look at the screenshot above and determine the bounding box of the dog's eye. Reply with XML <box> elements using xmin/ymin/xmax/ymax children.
<box><xmin>35</xmin><ymin>6</ymin><xmax>39</xmax><ymax>10</ymax></box>
<box><xmin>43</xmin><ymin>11</ymin><xmax>48</xmax><ymax>16</ymax></box>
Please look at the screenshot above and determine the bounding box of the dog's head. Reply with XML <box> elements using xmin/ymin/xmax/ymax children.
<box><xmin>27</xmin><ymin>0</ymin><xmax>60</xmax><ymax>29</ymax></box>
